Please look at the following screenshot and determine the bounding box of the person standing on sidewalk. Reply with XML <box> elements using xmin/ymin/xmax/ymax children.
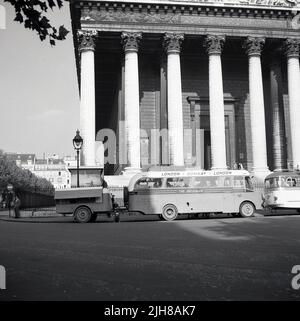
<box><xmin>13</xmin><ymin>195</ymin><xmax>21</xmax><ymax>218</ymax></box>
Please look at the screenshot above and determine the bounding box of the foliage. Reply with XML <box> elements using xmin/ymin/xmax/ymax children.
<box><xmin>4</xmin><ymin>0</ymin><xmax>69</xmax><ymax>45</ymax></box>
<box><xmin>0</xmin><ymin>153</ymin><xmax>54</xmax><ymax>195</ymax></box>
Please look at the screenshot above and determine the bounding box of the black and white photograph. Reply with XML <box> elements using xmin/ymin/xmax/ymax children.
<box><xmin>1</xmin><ymin>0</ymin><xmax>300</xmax><ymax>309</ymax></box>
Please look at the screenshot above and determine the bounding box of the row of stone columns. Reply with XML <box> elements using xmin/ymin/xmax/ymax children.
<box><xmin>77</xmin><ymin>30</ymin><xmax>300</xmax><ymax>173</ymax></box>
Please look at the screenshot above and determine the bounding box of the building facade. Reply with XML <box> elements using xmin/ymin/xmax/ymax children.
<box><xmin>31</xmin><ymin>159</ymin><xmax>71</xmax><ymax>189</ymax></box>
<box><xmin>5</xmin><ymin>153</ymin><xmax>35</xmax><ymax>169</ymax></box>
<box><xmin>6</xmin><ymin>153</ymin><xmax>71</xmax><ymax>189</ymax></box>
<box><xmin>70</xmin><ymin>0</ymin><xmax>300</xmax><ymax>177</ymax></box>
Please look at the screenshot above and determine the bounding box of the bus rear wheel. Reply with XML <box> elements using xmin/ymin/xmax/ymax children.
<box><xmin>162</xmin><ymin>204</ymin><xmax>178</xmax><ymax>221</ymax></box>
<box><xmin>239</xmin><ymin>201</ymin><xmax>255</xmax><ymax>218</ymax></box>
<box><xmin>74</xmin><ymin>206</ymin><xmax>92</xmax><ymax>223</ymax></box>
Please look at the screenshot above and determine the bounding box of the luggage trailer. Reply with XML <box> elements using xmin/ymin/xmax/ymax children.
<box><xmin>54</xmin><ymin>187</ymin><xmax>121</xmax><ymax>223</ymax></box>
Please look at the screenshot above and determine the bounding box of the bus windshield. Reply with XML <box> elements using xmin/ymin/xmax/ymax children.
<box><xmin>265</xmin><ymin>176</ymin><xmax>300</xmax><ymax>189</ymax></box>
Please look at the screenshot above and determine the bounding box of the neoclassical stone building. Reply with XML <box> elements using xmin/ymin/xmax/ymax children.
<box><xmin>69</xmin><ymin>0</ymin><xmax>300</xmax><ymax>176</ymax></box>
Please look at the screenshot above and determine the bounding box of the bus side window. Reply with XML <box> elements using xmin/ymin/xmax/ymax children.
<box><xmin>135</xmin><ymin>178</ymin><xmax>162</xmax><ymax>189</ymax></box>
<box><xmin>280</xmin><ymin>177</ymin><xmax>288</xmax><ymax>187</ymax></box>
<box><xmin>204</xmin><ymin>178</ymin><xmax>215</xmax><ymax>187</ymax></box>
<box><xmin>166</xmin><ymin>177</ymin><xmax>189</xmax><ymax>188</ymax></box>
<box><xmin>193</xmin><ymin>177</ymin><xmax>204</xmax><ymax>187</ymax></box>
<box><xmin>224</xmin><ymin>178</ymin><xmax>231</xmax><ymax>187</ymax></box>
<box><xmin>286</xmin><ymin>177</ymin><xmax>295</xmax><ymax>187</ymax></box>
<box><xmin>153</xmin><ymin>178</ymin><xmax>162</xmax><ymax>188</ymax></box>
<box><xmin>183</xmin><ymin>177</ymin><xmax>191</xmax><ymax>187</ymax></box>
<box><xmin>166</xmin><ymin>178</ymin><xmax>171</xmax><ymax>187</ymax></box>
<box><xmin>233</xmin><ymin>176</ymin><xmax>244</xmax><ymax>188</ymax></box>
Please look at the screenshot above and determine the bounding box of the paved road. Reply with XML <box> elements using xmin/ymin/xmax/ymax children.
<box><xmin>0</xmin><ymin>213</ymin><xmax>300</xmax><ymax>301</ymax></box>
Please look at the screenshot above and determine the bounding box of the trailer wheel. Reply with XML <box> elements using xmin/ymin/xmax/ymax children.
<box><xmin>74</xmin><ymin>206</ymin><xmax>92</xmax><ymax>223</ymax></box>
<box><xmin>239</xmin><ymin>201</ymin><xmax>255</xmax><ymax>218</ymax></box>
<box><xmin>162</xmin><ymin>204</ymin><xmax>178</xmax><ymax>221</ymax></box>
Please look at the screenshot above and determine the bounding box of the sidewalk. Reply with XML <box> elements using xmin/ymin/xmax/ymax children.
<box><xmin>0</xmin><ymin>209</ymin><xmax>73</xmax><ymax>223</ymax></box>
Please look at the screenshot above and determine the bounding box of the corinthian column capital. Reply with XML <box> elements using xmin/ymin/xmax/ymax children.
<box><xmin>204</xmin><ymin>35</ymin><xmax>225</xmax><ymax>55</ymax></box>
<box><xmin>244</xmin><ymin>37</ymin><xmax>265</xmax><ymax>57</ymax></box>
<box><xmin>121</xmin><ymin>32</ymin><xmax>142</xmax><ymax>53</ymax></box>
<box><xmin>77</xmin><ymin>30</ymin><xmax>98</xmax><ymax>52</ymax></box>
<box><xmin>163</xmin><ymin>33</ymin><xmax>184</xmax><ymax>54</ymax></box>
<box><xmin>284</xmin><ymin>38</ymin><xmax>300</xmax><ymax>58</ymax></box>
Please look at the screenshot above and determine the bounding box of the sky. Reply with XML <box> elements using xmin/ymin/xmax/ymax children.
<box><xmin>0</xmin><ymin>1</ymin><xmax>80</xmax><ymax>158</ymax></box>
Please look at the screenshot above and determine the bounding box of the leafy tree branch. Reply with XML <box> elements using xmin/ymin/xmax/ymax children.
<box><xmin>4</xmin><ymin>0</ymin><xmax>69</xmax><ymax>45</ymax></box>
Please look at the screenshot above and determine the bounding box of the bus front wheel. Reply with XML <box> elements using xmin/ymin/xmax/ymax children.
<box><xmin>74</xmin><ymin>206</ymin><xmax>92</xmax><ymax>223</ymax></box>
<box><xmin>162</xmin><ymin>204</ymin><xmax>178</xmax><ymax>221</ymax></box>
<box><xmin>239</xmin><ymin>201</ymin><xmax>255</xmax><ymax>218</ymax></box>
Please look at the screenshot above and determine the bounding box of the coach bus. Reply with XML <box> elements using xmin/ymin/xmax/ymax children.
<box><xmin>262</xmin><ymin>170</ymin><xmax>300</xmax><ymax>212</ymax></box>
<box><xmin>123</xmin><ymin>169</ymin><xmax>262</xmax><ymax>221</ymax></box>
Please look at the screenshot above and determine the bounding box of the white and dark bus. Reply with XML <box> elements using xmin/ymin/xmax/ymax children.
<box><xmin>262</xmin><ymin>170</ymin><xmax>300</xmax><ymax>212</ymax></box>
<box><xmin>123</xmin><ymin>168</ymin><xmax>262</xmax><ymax>221</ymax></box>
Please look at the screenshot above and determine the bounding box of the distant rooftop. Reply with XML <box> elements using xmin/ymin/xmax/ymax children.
<box><xmin>5</xmin><ymin>152</ymin><xmax>36</xmax><ymax>163</ymax></box>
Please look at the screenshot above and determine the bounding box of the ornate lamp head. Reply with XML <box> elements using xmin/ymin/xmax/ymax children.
<box><xmin>73</xmin><ymin>130</ymin><xmax>83</xmax><ymax>151</ymax></box>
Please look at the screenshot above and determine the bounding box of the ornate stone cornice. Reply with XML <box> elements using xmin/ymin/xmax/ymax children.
<box><xmin>77</xmin><ymin>30</ymin><xmax>97</xmax><ymax>52</ymax></box>
<box><xmin>284</xmin><ymin>38</ymin><xmax>300</xmax><ymax>57</ymax></box>
<box><xmin>121</xmin><ymin>32</ymin><xmax>142</xmax><ymax>53</ymax></box>
<box><xmin>204</xmin><ymin>35</ymin><xmax>225</xmax><ymax>55</ymax></box>
<box><xmin>163</xmin><ymin>33</ymin><xmax>184</xmax><ymax>54</ymax></box>
<box><xmin>244</xmin><ymin>37</ymin><xmax>265</xmax><ymax>56</ymax></box>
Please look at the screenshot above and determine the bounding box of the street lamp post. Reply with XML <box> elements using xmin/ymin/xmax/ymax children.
<box><xmin>73</xmin><ymin>130</ymin><xmax>83</xmax><ymax>188</ymax></box>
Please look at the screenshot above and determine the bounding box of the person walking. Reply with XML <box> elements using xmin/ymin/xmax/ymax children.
<box><xmin>13</xmin><ymin>195</ymin><xmax>21</xmax><ymax>218</ymax></box>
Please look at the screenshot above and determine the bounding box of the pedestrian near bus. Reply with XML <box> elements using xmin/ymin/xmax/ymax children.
<box><xmin>13</xmin><ymin>195</ymin><xmax>21</xmax><ymax>218</ymax></box>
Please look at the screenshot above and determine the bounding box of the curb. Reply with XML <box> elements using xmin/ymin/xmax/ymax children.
<box><xmin>0</xmin><ymin>215</ymin><xmax>73</xmax><ymax>223</ymax></box>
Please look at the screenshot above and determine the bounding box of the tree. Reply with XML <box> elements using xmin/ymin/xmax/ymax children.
<box><xmin>0</xmin><ymin>155</ymin><xmax>54</xmax><ymax>194</ymax></box>
<box><xmin>4</xmin><ymin>0</ymin><xmax>69</xmax><ymax>45</ymax></box>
